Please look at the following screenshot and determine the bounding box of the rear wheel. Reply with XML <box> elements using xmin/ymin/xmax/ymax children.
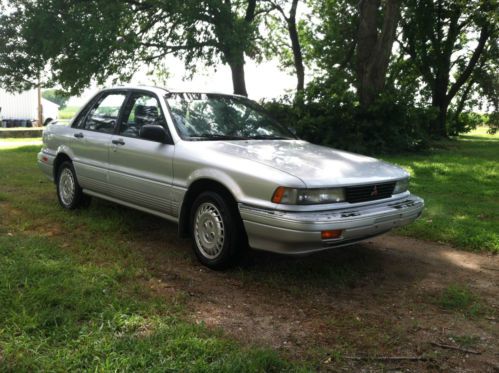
<box><xmin>56</xmin><ymin>161</ymin><xmax>91</xmax><ymax>209</ymax></box>
<box><xmin>190</xmin><ymin>191</ymin><xmax>245</xmax><ymax>270</ymax></box>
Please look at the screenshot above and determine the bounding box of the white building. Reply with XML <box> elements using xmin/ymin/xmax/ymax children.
<box><xmin>0</xmin><ymin>88</ymin><xmax>59</xmax><ymax>127</ymax></box>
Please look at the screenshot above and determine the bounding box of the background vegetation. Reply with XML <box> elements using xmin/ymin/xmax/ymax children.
<box><xmin>0</xmin><ymin>0</ymin><xmax>497</xmax><ymax>152</ymax></box>
<box><xmin>0</xmin><ymin>1</ymin><xmax>497</xmax><ymax>369</ymax></box>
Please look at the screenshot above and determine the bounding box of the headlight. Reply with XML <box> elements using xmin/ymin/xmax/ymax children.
<box><xmin>272</xmin><ymin>187</ymin><xmax>345</xmax><ymax>204</ymax></box>
<box><xmin>393</xmin><ymin>178</ymin><xmax>409</xmax><ymax>194</ymax></box>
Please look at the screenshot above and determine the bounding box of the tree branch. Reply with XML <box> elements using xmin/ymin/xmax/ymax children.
<box><xmin>245</xmin><ymin>0</ymin><xmax>257</xmax><ymax>23</ymax></box>
<box><xmin>447</xmin><ymin>24</ymin><xmax>491</xmax><ymax>101</ymax></box>
<box><xmin>260</xmin><ymin>0</ymin><xmax>287</xmax><ymax>20</ymax></box>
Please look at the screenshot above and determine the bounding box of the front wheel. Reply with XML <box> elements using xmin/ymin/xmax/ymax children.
<box><xmin>190</xmin><ymin>191</ymin><xmax>245</xmax><ymax>270</ymax></box>
<box><xmin>56</xmin><ymin>161</ymin><xmax>91</xmax><ymax>209</ymax></box>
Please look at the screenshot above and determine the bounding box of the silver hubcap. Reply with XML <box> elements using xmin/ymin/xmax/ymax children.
<box><xmin>194</xmin><ymin>202</ymin><xmax>225</xmax><ymax>259</ymax></box>
<box><xmin>59</xmin><ymin>168</ymin><xmax>75</xmax><ymax>206</ymax></box>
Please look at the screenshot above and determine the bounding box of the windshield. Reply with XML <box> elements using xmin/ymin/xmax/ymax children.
<box><xmin>165</xmin><ymin>93</ymin><xmax>296</xmax><ymax>141</ymax></box>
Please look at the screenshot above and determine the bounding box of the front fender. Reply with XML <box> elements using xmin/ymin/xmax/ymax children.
<box><xmin>186</xmin><ymin>168</ymin><xmax>245</xmax><ymax>201</ymax></box>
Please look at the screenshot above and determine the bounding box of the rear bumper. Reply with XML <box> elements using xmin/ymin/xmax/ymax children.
<box><xmin>239</xmin><ymin>194</ymin><xmax>424</xmax><ymax>255</ymax></box>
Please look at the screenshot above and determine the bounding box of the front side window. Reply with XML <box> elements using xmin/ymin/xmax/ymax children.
<box><xmin>119</xmin><ymin>93</ymin><xmax>165</xmax><ymax>138</ymax></box>
<box><xmin>166</xmin><ymin>93</ymin><xmax>296</xmax><ymax>141</ymax></box>
<box><xmin>81</xmin><ymin>93</ymin><xmax>126</xmax><ymax>133</ymax></box>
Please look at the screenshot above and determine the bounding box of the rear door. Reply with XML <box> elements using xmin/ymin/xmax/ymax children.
<box><xmin>108</xmin><ymin>91</ymin><xmax>174</xmax><ymax>215</ymax></box>
<box><xmin>71</xmin><ymin>91</ymin><xmax>127</xmax><ymax>194</ymax></box>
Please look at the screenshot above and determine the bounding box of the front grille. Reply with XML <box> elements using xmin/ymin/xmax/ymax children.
<box><xmin>345</xmin><ymin>182</ymin><xmax>396</xmax><ymax>203</ymax></box>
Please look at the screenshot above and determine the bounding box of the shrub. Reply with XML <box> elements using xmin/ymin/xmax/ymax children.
<box><xmin>447</xmin><ymin>111</ymin><xmax>487</xmax><ymax>136</ymax></box>
<box><xmin>486</xmin><ymin>112</ymin><xmax>498</xmax><ymax>134</ymax></box>
<box><xmin>263</xmin><ymin>90</ymin><xmax>432</xmax><ymax>154</ymax></box>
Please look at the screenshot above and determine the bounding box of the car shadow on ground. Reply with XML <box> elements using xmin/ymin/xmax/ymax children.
<box><xmin>91</xmin><ymin>197</ymin><xmax>496</xmax><ymax>301</ymax></box>
<box><xmin>107</xmin><ymin>197</ymin><xmax>497</xmax><ymax>372</ymax></box>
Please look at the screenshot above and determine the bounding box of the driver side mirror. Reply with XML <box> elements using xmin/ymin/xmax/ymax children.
<box><xmin>139</xmin><ymin>124</ymin><xmax>172</xmax><ymax>144</ymax></box>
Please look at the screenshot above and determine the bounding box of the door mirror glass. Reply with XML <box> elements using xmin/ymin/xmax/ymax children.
<box><xmin>139</xmin><ymin>124</ymin><xmax>171</xmax><ymax>144</ymax></box>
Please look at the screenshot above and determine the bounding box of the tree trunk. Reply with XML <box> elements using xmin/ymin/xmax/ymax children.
<box><xmin>356</xmin><ymin>0</ymin><xmax>378</xmax><ymax>107</ymax></box>
<box><xmin>356</xmin><ymin>0</ymin><xmax>400</xmax><ymax>108</ymax></box>
<box><xmin>229</xmin><ymin>60</ymin><xmax>248</xmax><ymax>97</ymax></box>
<box><xmin>432</xmin><ymin>92</ymin><xmax>449</xmax><ymax>137</ymax></box>
<box><xmin>287</xmin><ymin>0</ymin><xmax>305</xmax><ymax>92</ymax></box>
<box><xmin>436</xmin><ymin>104</ymin><xmax>448</xmax><ymax>137</ymax></box>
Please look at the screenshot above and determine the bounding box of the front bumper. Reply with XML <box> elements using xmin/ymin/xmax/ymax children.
<box><xmin>239</xmin><ymin>194</ymin><xmax>424</xmax><ymax>255</ymax></box>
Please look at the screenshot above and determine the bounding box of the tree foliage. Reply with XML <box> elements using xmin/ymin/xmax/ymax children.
<box><xmin>0</xmin><ymin>0</ymin><xmax>275</xmax><ymax>96</ymax></box>
<box><xmin>400</xmin><ymin>0</ymin><xmax>498</xmax><ymax>136</ymax></box>
<box><xmin>0</xmin><ymin>0</ymin><xmax>497</xmax><ymax>147</ymax></box>
<box><xmin>41</xmin><ymin>89</ymin><xmax>69</xmax><ymax>108</ymax></box>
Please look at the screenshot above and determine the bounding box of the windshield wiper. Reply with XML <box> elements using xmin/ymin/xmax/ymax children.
<box><xmin>244</xmin><ymin>135</ymin><xmax>293</xmax><ymax>140</ymax></box>
<box><xmin>188</xmin><ymin>134</ymin><xmax>294</xmax><ymax>141</ymax></box>
<box><xmin>189</xmin><ymin>134</ymin><xmax>244</xmax><ymax>141</ymax></box>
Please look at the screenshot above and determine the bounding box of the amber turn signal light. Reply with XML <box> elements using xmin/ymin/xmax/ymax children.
<box><xmin>321</xmin><ymin>230</ymin><xmax>343</xmax><ymax>239</ymax></box>
<box><xmin>272</xmin><ymin>186</ymin><xmax>286</xmax><ymax>203</ymax></box>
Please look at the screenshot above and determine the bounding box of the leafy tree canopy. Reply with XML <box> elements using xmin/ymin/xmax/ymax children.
<box><xmin>0</xmin><ymin>0</ymin><xmax>278</xmax><ymax>96</ymax></box>
<box><xmin>41</xmin><ymin>88</ymin><xmax>69</xmax><ymax>108</ymax></box>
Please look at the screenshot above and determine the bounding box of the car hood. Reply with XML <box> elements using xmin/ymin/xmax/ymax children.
<box><xmin>205</xmin><ymin>140</ymin><xmax>408</xmax><ymax>187</ymax></box>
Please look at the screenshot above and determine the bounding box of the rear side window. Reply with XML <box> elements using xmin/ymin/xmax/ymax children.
<box><xmin>79</xmin><ymin>93</ymin><xmax>126</xmax><ymax>133</ymax></box>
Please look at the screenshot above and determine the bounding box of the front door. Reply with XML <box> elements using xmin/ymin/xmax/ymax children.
<box><xmin>71</xmin><ymin>92</ymin><xmax>127</xmax><ymax>194</ymax></box>
<box><xmin>108</xmin><ymin>92</ymin><xmax>174</xmax><ymax>216</ymax></box>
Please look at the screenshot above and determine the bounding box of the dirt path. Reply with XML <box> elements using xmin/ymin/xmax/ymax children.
<box><xmin>136</xmin><ymin>228</ymin><xmax>499</xmax><ymax>372</ymax></box>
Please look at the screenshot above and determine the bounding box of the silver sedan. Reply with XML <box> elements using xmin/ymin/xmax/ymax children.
<box><xmin>38</xmin><ymin>86</ymin><xmax>424</xmax><ymax>269</ymax></box>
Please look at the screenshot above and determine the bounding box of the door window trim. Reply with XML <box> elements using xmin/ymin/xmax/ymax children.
<box><xmin>72</xmin><ymin>90</ymin><xmax>129</xmax><ymax>134</ymax></box>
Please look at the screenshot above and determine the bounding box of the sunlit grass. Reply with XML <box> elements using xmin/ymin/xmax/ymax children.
<box><xmin>465</xmin><ymin>126</ymin><xmax>499</xmax><ymax>139</ymax></box>
<box><xmin>386</xmin><ymin>131</ymin><xmax>499</xmax><ymax>252</ymax></box>
<box><xmin>0</xmin><ymin>137</ymin><xmax>42</xmax><ymax>149</ymax></box>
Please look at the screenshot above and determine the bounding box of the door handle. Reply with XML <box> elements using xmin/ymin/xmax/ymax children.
<box><xmin>112</xmin><ymin>139</ymin><xmax>125</xmax><ymax>146</ymax></box>
<box><xmin>74</xmin><ymin>132</ymin><xmax>84</xmax><ymax>138</ymax></box>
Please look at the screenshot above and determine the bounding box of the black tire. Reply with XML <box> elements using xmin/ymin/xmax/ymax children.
<box><xmin>190</xmin><ymin>191</ymin><xmax>246</xmax><ymax>270</ymax></box>
<box><xmin>56</xmin><ymin>161</ymin><xmax>91</xmax><ymax>209</ymax></box>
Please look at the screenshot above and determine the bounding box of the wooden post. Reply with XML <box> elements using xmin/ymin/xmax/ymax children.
<box><xmin>37</xmin><ymin>83</ymin><xmax>43</xmax><ymax>127</ymax></box>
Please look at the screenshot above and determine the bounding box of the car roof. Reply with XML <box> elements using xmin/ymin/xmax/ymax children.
<box><xmin>101</xmin><ymin>85</ymin><xmax>244</xmax><ymax>99</ymax></box>
<box><xmin>100</xmin><ymin>85</ymin><xmax>169</xmax><ymax>96</ymax></box>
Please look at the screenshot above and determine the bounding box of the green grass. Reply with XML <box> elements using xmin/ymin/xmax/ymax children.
<box><xmin>447</xmin><ymin>334</ymin><xmax>481</xmax><ymax>349</ymax></box>
<box><xmin>0</xmin><ymin>235</ymin><xmax>299</xmax><ymax>371</ymax></box>
<box><xmin>0</xmin><ymin>131</ymin><xmax>496</xmax><ymax>369</ymax></box>
<box><xmin>1</xmin><ymin>128</ymin><xmax>497</xmax><ymax>254</ymax></box>
<box><xmin>386</xmin><ymin>129</ymin><xmax>499</xmax><ymax>253</ymax></box>
<box><xmin>0</xmin><ymin>146</ymin><xmax>307</xmax><ymax>371</ymax></box>
<box><xmin>437</xmin><ymin>284</ymin><xmax>483</xmax><ymax>318</ymax></box>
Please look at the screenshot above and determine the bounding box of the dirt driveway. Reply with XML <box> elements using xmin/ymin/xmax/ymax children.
<box><xmin>121</xmin><ymin>216</ymin><xmax>499</xmax><ymax>372</ymax></box>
